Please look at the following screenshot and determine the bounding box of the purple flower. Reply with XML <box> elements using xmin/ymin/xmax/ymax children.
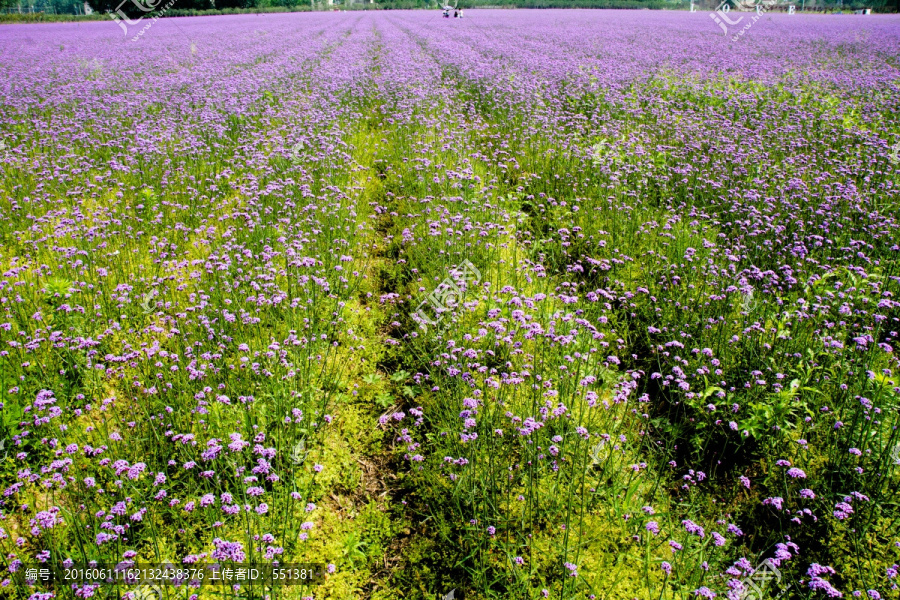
<box><xmin>808</xmin><ymin>564</ymin><xmax>842</xmax><ymax>597</ymax></box>
<box><xmin>33</xmin><ymin>510</ymin><xmax>61</xmax><ymax>531</ymax></box>
<box><xmin>682</xmin><ymin>519</ymin><xmax>705</xmax><ymax>538</ymax></box>
<box><xmin>834</xmin><ymin>502</ymin><xmax>854</xmax><ymax>520</ymax></box>
<box><xmin>211</xmin><ymin>539</ymin><xmax>246</xmax><ymax>562</ymax></box>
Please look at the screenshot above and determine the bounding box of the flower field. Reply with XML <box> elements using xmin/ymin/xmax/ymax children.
<box><xmin>1</xmin><ymin>8</ymin><xmax>900</xmax><ymax>600</ymax></box>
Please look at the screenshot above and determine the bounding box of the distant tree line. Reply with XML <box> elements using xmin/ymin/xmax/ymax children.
<box><xmin>0</xmin><ymin>0</ymin><xmax>87</xmax><ymax>13</ymax></box>
<box><xmin>86</xmin><ymin>0</ymin><xmax>255</xmax><ymax>16</ymax></box>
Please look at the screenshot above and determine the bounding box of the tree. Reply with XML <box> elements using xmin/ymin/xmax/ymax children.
<box><xmin>87</xmin><ymin>0</ymin><xmax>212</xmax><ymax>17</ymax></box>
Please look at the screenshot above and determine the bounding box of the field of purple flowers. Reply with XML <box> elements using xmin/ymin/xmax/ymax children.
<box><xmin>1</xmin><ymin>8</ymin><xmax>900</xmax><ymax>600</ymax></box>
